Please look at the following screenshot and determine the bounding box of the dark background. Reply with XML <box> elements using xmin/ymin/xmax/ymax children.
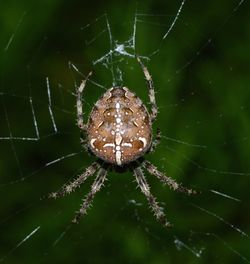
<box><xmin>0</xmin><ymin>0</ymin><xmax>250</xmax><ymax>263</ymax></box>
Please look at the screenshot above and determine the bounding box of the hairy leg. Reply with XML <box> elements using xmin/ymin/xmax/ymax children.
<box><xmin>150</xmin><ymin>128</ymin><xmax>161</xmax><ymax>153</ymax></box>
<box><xmin>137</xmin><ymin>56</ymin><xmax>158</xmax><ymax>122</ymax></box>
<box><xmin>49</xmin><ymin>162</ymin><xmax>100</xmax><ymax>199</ymax></box>
<box><xmin>134</xmin><ymin>166</ymin><xmax>172</xmax><ymax>228</ymax></box>
<box><xmin>143</xmin><ymin>160</ymin><xmax>196</xmax><ymax>195</ymax></box>
<box><xmin>76</xmin><ymin>71</ymin><xmax>92</xmax><ymax>131</ymax></box>
<box><xmin>72</xmin><ymin>167</ymin><xmax>107</xmax><ymax>223</ymax></box>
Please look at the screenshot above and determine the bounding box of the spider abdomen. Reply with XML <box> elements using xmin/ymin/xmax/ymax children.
<box><xmin>87</xmin><ymin>87</ymin><xmax>152</xmax><ymax>166</ymax></box>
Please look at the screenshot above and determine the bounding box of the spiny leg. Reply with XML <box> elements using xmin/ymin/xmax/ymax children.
<box><xmin>49</xmin><ymin>162</ymin><xmax>100</xmax><ymax>199</ymax></box>
<box><xmin>134</xmin><ymin>166</ymin><xmax>172</xmax><ymax>228</ymax></box>
<box><xmin>142</xmin><ymin>160</ymin><xmax>196</xmax><ymax>195</ymax></box>
<box><xmin>80</xmin><ymin>136</ymin><xmax>89</xmax><ymax>151</ymax></box>
<box><xmin>150</xmin><ymin>128</ymin><xmax>161</xmax><ymax>153</ymax></box>
<box><xmin>72</xmin><ymin>167</ymin><xmax>107</xmax><ymax>223</ymax></box>
<box><xmin>76</xmin><ymin>71</ymin><xmax>92</xmax><ymax>131</ymax></box>
<box><xmin>137</xmin><ymin>56</ymin><xmax>158</xmax><ymax>122</ymax></box>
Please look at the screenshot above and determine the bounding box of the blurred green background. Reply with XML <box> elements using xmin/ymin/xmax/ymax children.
<box><xmin>0</xmin><ymin>0</ymin><xmax>250</xmax><ymax>263</ymax></box>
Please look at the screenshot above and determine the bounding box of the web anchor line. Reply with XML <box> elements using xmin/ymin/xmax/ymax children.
<box><xmin>0</xmin><ymin>77</ymin><xmax>59</xmax><ymax>141</ymax></box>
<box><xmin>46</xmin><ymin>77</ymin><xmax>58</xmax><ymax>133</ymax></box>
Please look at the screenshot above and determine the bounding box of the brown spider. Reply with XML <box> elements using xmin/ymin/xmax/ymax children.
<box><xmin>49</xmin><ymin>57</ymin><xmax>195</xmax><ymax>228</ymax></box>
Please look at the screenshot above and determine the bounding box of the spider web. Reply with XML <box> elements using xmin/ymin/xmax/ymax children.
<box><xmin>0</xmin><ymin>0</ymin><xmax>250</xmax><ymax>263</ymax></box>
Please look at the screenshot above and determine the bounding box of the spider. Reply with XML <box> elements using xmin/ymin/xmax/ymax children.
<box><xmin>49</xmin><ymin>57</ymin><xmax>195</xmax><ymax>228</ymax></box>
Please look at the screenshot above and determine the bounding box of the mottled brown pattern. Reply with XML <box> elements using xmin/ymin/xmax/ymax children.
<box><xmin>87</xmin><ymin>87</ymin><xmax>152</xmax><ymax>165</ymax></box>
<box><xmin>49</xmin><ymin>58</ymin><xmax>195</xmax><ymax>228</ymax></box>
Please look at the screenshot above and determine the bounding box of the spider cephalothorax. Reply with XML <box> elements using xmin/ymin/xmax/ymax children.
<box><xmin>50</xmin><ymin>57</ymin><xmax>195</xmax><ymax>227</ymax></box>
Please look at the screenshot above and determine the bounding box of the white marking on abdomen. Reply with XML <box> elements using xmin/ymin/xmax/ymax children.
<box><xmin>115</xmin><ymin>133</ymin><xmax>122</xmax><ymax>145</ymax></box>
<box><xmin>122</xmin><ymin>142</ymin><xmax>132</xmax><ymax>147</ymax></box>
<box><xmin>103</xmin><ymin>143</ymin><xmax>115</xmax><ymax>148</ymax></box>
<box><xmin>114</xmin><ymin>100</ymin><xmax>123</xmax><ymax>165</ymax></box>
<box><xmin>139</xmin><ymin>137</ymin><xmax>147</xmax><ymax>148</ymax></box>
<box><xmin>115</xmin><ymin>102</ymin><xmax>120</xmax><ymax>109</ymax></box>
<box><xmin>90</xmin><ymin>138</ymin><xmax>97</xmax><ymax>148</ymax></box>
<box><xmin>116</xmin><ymin>151</ymin><xmax>121</xmax><ymax>165</ymax></box>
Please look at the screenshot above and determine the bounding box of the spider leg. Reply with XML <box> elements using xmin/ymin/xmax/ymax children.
<box><xmin>150</xmin><ymin>128</ymin><xmax>161</xmax><ymax>153</ymax></box>
<box><xmin>80</xmin><ymin>136</ymin><xmax>89</xmax><ymax>151</ymax></box>
<box><xmin>134</xmin><ymin>166</ymin><xmax>172</xmax><ymax>228</ymax></box>
<box><xmin>72</xmin><ymin>167</ymin><xmax>107</xmax><ymax>223</ymax></box>
<box><xmin>49</xmin><ymin>162</ymin><xmax>100</xmax><ymax>199</ymax></box>
<box><xmin>137</xmin><ymin>56</ymin><xmax>158</xmax><ymax>122</ymax></box>
<box><xmin>76</xmin><ymin>71</ymin><xmax>92</xmax><ymax>132</ymax></box>
<box><xmin>142</xmin><ymin>160</ymin><xmax>196</xmax><ymax>195</ymax></box>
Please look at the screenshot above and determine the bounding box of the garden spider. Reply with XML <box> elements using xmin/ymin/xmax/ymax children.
<box><xmin>49</xmin><ymin>57</ymin><xmax>195</xmax><ymax>228</ymax></box>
